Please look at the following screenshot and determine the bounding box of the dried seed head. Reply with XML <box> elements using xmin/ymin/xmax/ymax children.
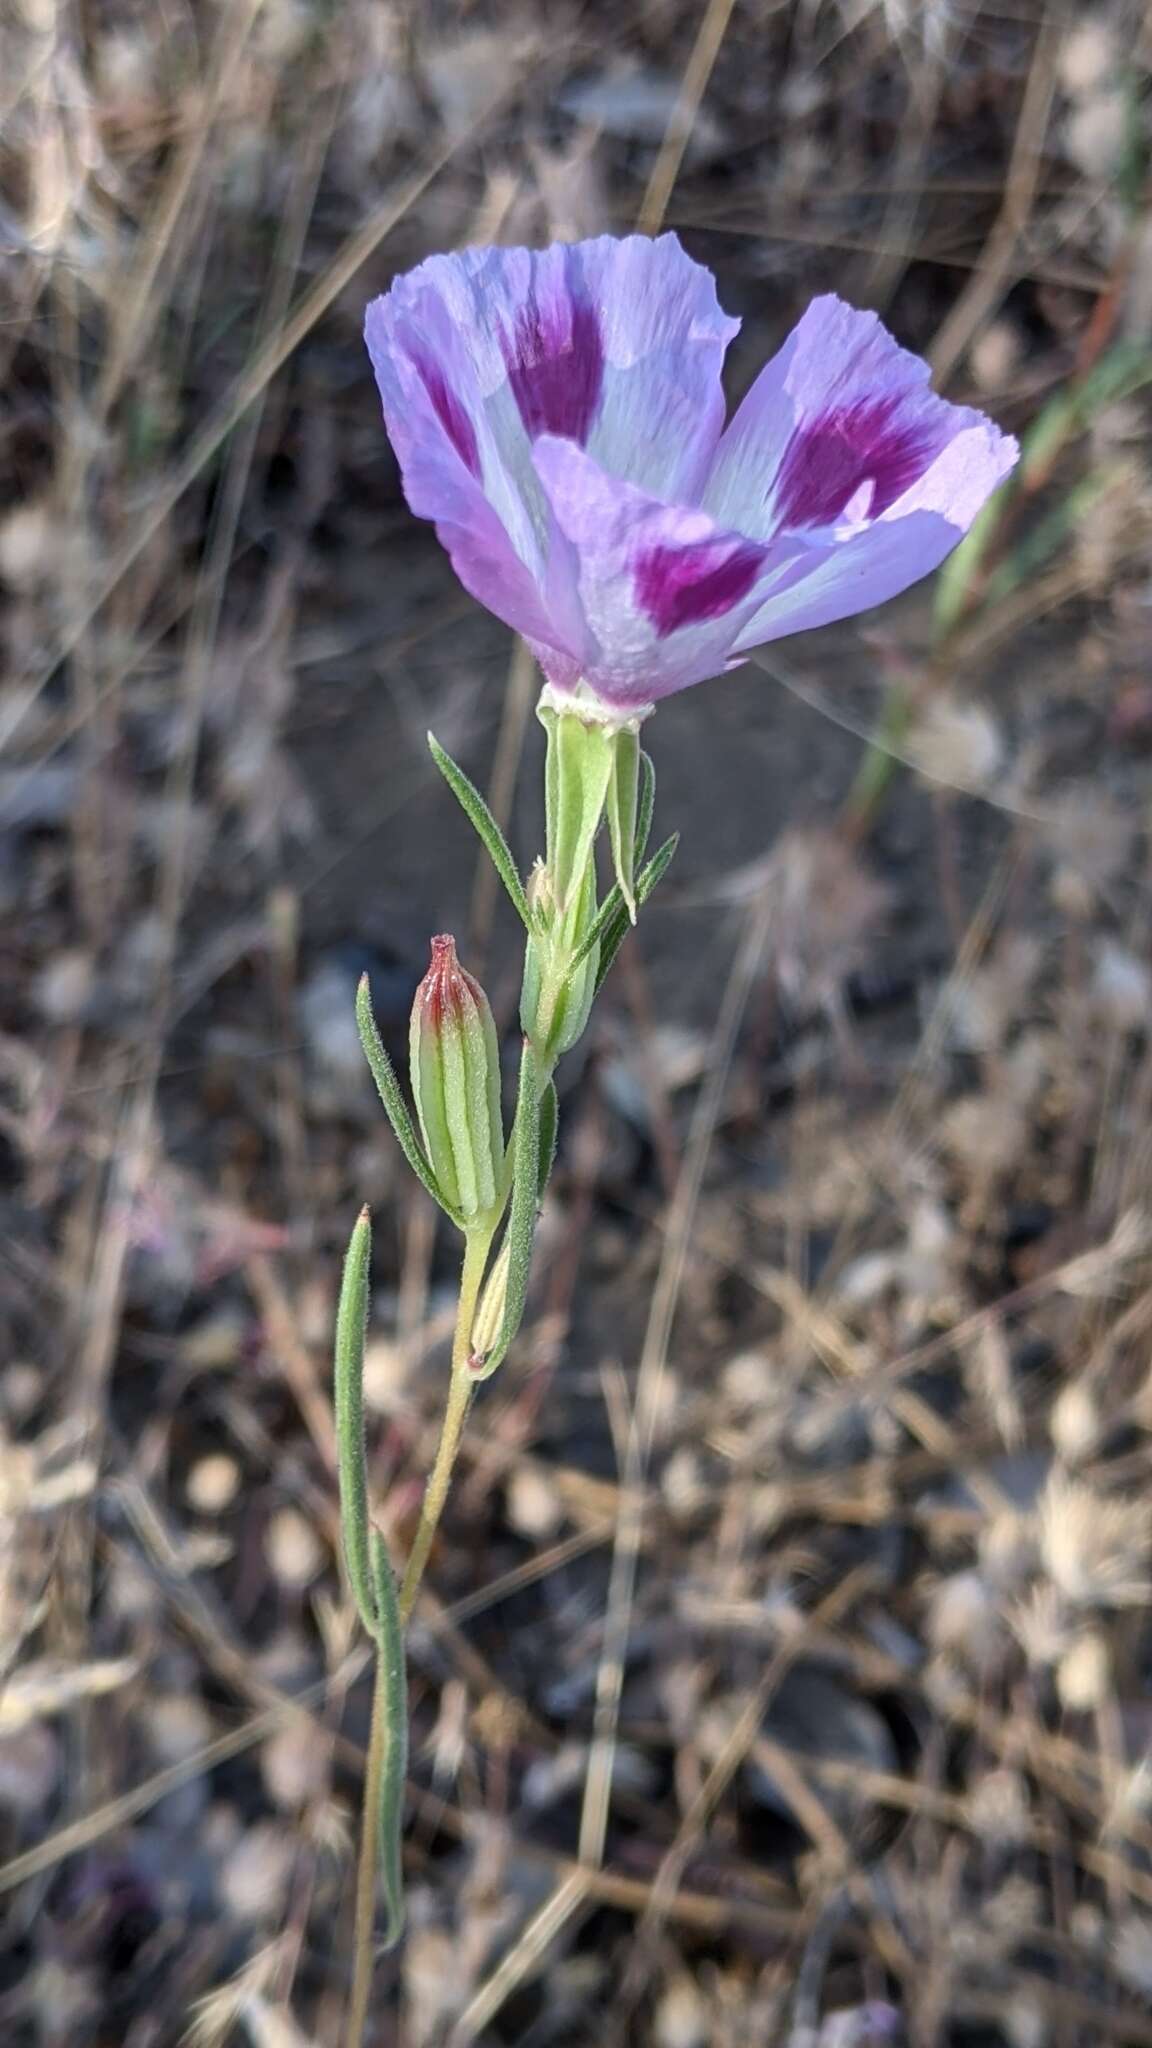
<box><xmin>1057</xmin><ymin>1630</ymin><xmax>1111</xmax><ymax>1712</ymax></box>
<box><xmin>1038</xmin><ymin>1471</ymin><xmax>1151</xmax><ymax>1611</ymax></box>
<box><xmin>1049</xmin><ymin>1381</ymin><xmax>1100</xmax><ymax>1465</ymax></box>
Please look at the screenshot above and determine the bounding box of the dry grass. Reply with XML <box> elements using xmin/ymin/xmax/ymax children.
<box><xmin>3</xmin><ymin>0</ymin><xmax>1152</xmax><ymax>2042</ymax></box>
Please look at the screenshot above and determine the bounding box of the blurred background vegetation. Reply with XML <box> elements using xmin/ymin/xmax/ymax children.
<box><xmin>3</xmin><ymin>1</ymin><xmax>1152</xmax><ymax>2042</ymax></box>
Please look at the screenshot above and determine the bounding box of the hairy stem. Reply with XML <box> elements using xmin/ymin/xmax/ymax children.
<box><xmin>346</xmin><ymin>1642</ymin><xmax>389</xmax><ymax>2048</ymax></box>
<box><xmin>344</xmin><ymin>1225</ymin><xmax>492</xmax><ymax>2045</ymax></box>
<box><xmin>398</xmin><ymin>1225</ymin><xmax>492</xmax><ymax>1626</ymax></box>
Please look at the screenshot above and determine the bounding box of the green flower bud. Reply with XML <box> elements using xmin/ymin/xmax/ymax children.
<box><xmin>409</xmin><ymin>935</ymin><xmax>504</xmax><ymax>1224</ymax></box>
<box><xmin>520</xmin><ymin>858</ymin><xmax>599</xmax><ymax>1061</ymax></box>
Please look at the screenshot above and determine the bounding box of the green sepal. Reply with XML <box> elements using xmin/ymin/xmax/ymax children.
<box><xmin>369</xmin><ymin>1529</ymin><xmax>408</xmax><ymax>1950</ymax></box>
<box><xmin>606</xmin><ymin>726</ymin><xmax>640</xmax><ymax>923</ymax></box>
<box><xmin>334</xmin><ymin>1206</ymin><xmax>376</xmax><ymax>1637</ymax></box>
<box><xmin>356</xmin><ymin>975</ymin><xmax>465</xmax><ymax>1227</ymax></box>
<box><xmin>469</xmin><ymin>1039</ymin><xmax>541</xmax><ymax>1381</ymax></box>
<box><xmin>568</xmin><ymin>748</ymin><xmax>658</xmax><ymax>972</ymax></box>
<box><xmin>540</xmin><ymin>705</ymin><xmax>614</xmax><ymax>916</ymax></box>
<box><xmin>594</xmin><ymin>833</ymin><xmax>678</xmax><ymax>996</ymax></box>
<box><xmin>427</xmin><ymin>732</ymin><xmax>532</xmax><ymax>933</ymax></box>
<box><xmin>635</xmin><ymin>749</ymin><xmax>656</xmax><ymax>867</ymax></box>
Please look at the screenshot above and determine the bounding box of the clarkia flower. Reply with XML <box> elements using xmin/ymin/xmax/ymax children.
<box><xmin>365</xmin><ymin>235</ymin><xmax>1017</xmax><ymax>720</ymax></box>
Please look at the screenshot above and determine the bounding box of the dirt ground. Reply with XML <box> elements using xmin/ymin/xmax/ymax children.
<box><xmin>4</xmin><ymin>1</ymin><xmax>1152</xmax><ymax>2043</ymax></box>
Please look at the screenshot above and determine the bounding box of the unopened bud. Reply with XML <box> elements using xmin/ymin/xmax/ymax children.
<box><xmin>409</xmin><ymin>935</ymin><xmax>504</xmax><ymax>1223</ymax></box>
<box><xmin>520</xmin><ymin>858</ymin><xmax>598</xmax><ymax>1060</ymax></box>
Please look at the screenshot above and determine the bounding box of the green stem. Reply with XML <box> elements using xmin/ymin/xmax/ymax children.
<box><xmin>344</xmin><ymin>1225</ymin><xmax>492</xmax><ymax>2046</ymax></box>
<box><xmin>398</xmin><ymin>1225</ymin><xmax>493</xmax><ymax>1626</ymax></box>
<box><xmin>346</xmin><ymin>1644</ymin><xmax>389</xmax><ymax>2048</ymax></box>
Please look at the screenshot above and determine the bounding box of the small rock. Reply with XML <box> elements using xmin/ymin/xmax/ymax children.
<box><xmin>716</xmin><ymin>1668</ymin><xmax>898</xmax><ymax>1836</ymax></box>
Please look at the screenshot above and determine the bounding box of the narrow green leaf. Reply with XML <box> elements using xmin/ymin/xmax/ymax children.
<box><xmin>568</xmin><ymin>879</ymin><xmax>625</xmax><ymax>974</ymax></box>
<box><xmin>427</xmin><ymin>733</ymin><xmax>532</xmax><ymax>932</ymax></box>
<box><xmin>356</xmin><ymin>975</ymin><xmax>464</xmax><ymax>1227</ymax></box>
<box><xmin>470</xmin><ymin>1040</ymin><xmax>540</xmax><ymax>1380</ymax></box>
<box><xmin>594</xmin><ymin>833</ymin><xmax>678</xmax><ymax>996</ymax></box>
<box><xmin>334</xmin><ymin>1207</ymin><xmax>376</xmax><ymax>1636</ymax></box>
<box><xmin>370</xmin><ymin>1530</ymin><xmax>408</xmax><ymax>1950</ymax></box>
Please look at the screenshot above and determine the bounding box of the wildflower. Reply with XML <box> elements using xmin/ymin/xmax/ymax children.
<box><xmin>365</xmin><ymin>235</ymin><xmax>1017</xmax><ymax>721</ymax></box>
<box><xmin>409</xmin><ymin>935</ymin><xmax>504</xmax><ymax>1224</ymax></box>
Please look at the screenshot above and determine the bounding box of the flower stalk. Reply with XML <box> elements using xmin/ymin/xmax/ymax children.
<box><xmin>337</xmin><ymin>224</ymin><xmax>1018</xmax><ymax>2039</ymax></box>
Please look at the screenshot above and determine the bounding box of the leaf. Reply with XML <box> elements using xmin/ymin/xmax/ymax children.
<box><xmin>470</xmin><ymin>1039</ymin><xmax>540</xmax><ymax>1380</ymax></box>
<box><xmin>594</xmin><ymin>833</ymin><xmax>678</xmax><ymax>996</ymax></box>
<box><xmin>356</xmin><ymin>975</ymin><xmax>463</xmax><ymax>1226</ymax></box>
<box><xmin>567</xmin><ymin>877</ymin><xmax>625</xmax><ymax>974</ymax></box>
<box><xmin>334</xmin><ymin>1207</ymin><xmax>376</xmax><ymax>1636</ymax></box>
<box><xmin>427</xmin><ymin>732</ymin><xmax>532</xmax><ymax>931</ymax></box>
<box><xmin>370</xmin><ymin>1530</ymin><xmax>408</xmax><ymax>1951</ymax></box>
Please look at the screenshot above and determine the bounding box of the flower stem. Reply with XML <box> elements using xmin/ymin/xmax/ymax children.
<box><xmin>344</xmin><ymin>1224</ymin><xmax>493</xmax><ymax>2046</ymax></box>
<box><xmin>345</xmin><ymin>1640</ymin><xmax>389</xmax><ymax>2048</ymax></box>
<box><xmin>397</xmin><ymin>1224</ymin><xmax>492</xmax><ymax>1624</ymax></box>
